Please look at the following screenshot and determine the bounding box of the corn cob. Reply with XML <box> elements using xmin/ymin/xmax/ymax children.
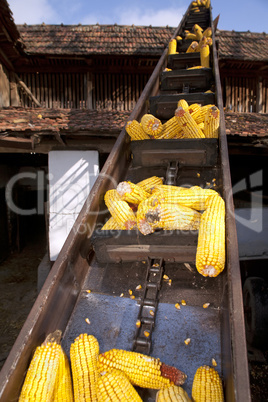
<box><xmin>196</xmin><ymin>193</ymin><xmax>225</xmax><ymax>277</ymax></box>
<box><xmin>156</xmin><ymin>385</ymin><xmax>191</xmax><ymax>401</ymax></box>
<box><xmin>177</xmin><ymin>99</ymin><xmax>189</xmax><ymax>110</ymax></box>
<box><xmin>192</xmin><ymin>365</ymin><xmax>224</xmax><ymax>402</ymax></box>
<box><xmin>186</xmin><ymin>41</ymin><xmax>199</xmax><ymax>53</ymax></box>
<box><xmin>97</xmin><ymin>369</ymin><xmax>142</xmax><ymax>402</ymax></box>
<box><xmin>19</xmin><ymin>330</ymin><xmax>62</xmax><ymax>402</ymax></box>
<box><xmin>191</xmin><ymin>104</ymin><xmax>214</xmax><ymax>124</ymax></box>
<box><xmin>195</xmin><ymin>35</ymin><xmax>208</xmax><ymax>53</ymax></box>
<box><xmin>203</xmin><ymin>106</ymin><xmax>220</xmax><ymax>138</ymax></box>
<box><xmin>168</xmin><ymin>39</ymin><xmax>177</xmax><ymax>55</ymax></box>
<box><xmin>101</xmin><ymin>216</ymin><xmax>125</xmax><ymax>230</ymax></box>
<box><xmin>140</xmin><ymin>114</ymin><xmax>163</xmax><ymax>138</ymax></box>
<box><xmin>206</xmin><ymin>37</ymin><xmax>213</xmax><ymax>46</ymax></box>
<box><xmin>117</xmin><ymin>181</ymin><xmax>150</xmax><ymax>204</ymax></box>
<box><xmin>175</xmin><ymin>107</ymin><xmax>205</xmax><ymax>138</ymax></box>
<box><xmin>104</xmin><ymin>189</ymin><xmax>137</xmax><ymax>230</ymax></box>
<box><xmin>98</xmin><ymin>349</ymin><xmax>186</xmax><ymax>389</ymax></box>
<box><xmin>125</xmin><ymin>120</ymin><xmax>150</xmax><ymax>141</ymax></box>
<box><xmin>187</xmin><ymin>103</ymin><xmax>201</xmax><ymax>115</ymax></box>
<box><xmin>202</xmin><ymin>27</ymin><xmax>212</xmax><ymax>38</ymax></box>
<box><xmin>136</xmin><ymin>176</ymin><xmax>164</xmax><ymax>193</ymax></box>
<box><xmin>205</xmin><ymin>0</ymin><xmax>211</xmax><ymax>8</ymax></box>
<box><xmin>70</xmin><ymin>333</ymin><xmax>99</xmax><ymax>402</ymax></box>
<box><xmin>200</xmin><ymin>44</ymin><xmax>210</xmax><ymax>68</ymax></box>
<box><xmin>185</xmin><ymin>32</ymin><xmax>198</xmax><ymax>41</ymax></box>
<box><xmin>52</xmin><ymin>347</ymin><xmax>74</xmax><ymax>402</ymax></box>
<box><xmin>158</xmin><ymin>116</ymin><xmax>184</xmax><ymax>139</ymax></box>
<box><xmin>193</xmin><ymin>24</ymin><xmax>203</xmax><ymax>41</ymax></box>
<box><xmin>137</xmin><ymin>195</ymin><xmax>161</xmax><ymax>235</ymax></box>
<box><xmin>153</xmin><ymin>203</ymin><xmax>201</xmax><ymax>231</ymax></box>
<box><xmin>152</xmin><ymin>185</ymin><xmax>216</xmax><ymax>211</ymax></box>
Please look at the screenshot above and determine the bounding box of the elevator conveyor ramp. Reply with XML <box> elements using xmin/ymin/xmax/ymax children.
<box><xmin>0</xmin><ymin>1</ymin><xmax>251</xmax><ymax>401</ymax></box>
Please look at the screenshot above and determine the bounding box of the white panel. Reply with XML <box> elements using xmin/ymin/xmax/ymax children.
<box><xmin>48</xmin><ymin>151</ymin><xmax>99</xmax><ymax>261</ymax></box>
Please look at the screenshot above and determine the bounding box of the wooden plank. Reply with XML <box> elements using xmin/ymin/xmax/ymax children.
<box><xmin>60</xmin><ymin>73</ymin><xmax>64</xmax><ymax>108</ymax></box>
<box><xmin>48</xmin><ymin>73</ymin><xmax>52</xmax><ymax>108</ymax></box>
<box><xmin>15</xmin><ymin>73</ymin><xmax>41</xmax><ymax>107</ymax></box>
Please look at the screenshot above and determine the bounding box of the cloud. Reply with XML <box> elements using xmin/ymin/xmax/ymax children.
<box><xmin>8</xmin><ymin>0</ymin><xmax>58</xmax><ymax>24</ymax></box>
<box><xmin>115</xmin><ymin>7</ymin><xmax>185</xmax><ymax>27</ymax></box>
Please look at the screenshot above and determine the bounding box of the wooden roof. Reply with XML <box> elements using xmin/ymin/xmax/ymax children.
<box><xmin>14</xmin><ymin>24</ymin><xmax>268</xmax><ymax>62</ymax></box>
<box><xmin>0</xmin><ymin>107</ymin><xmax>267</xmax><ymax>139</ymax></box>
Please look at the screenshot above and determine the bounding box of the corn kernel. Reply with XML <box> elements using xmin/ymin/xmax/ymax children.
<box><xmin>175</xmin><ymin>303</ymin><xmax>181</xmax><ymax>310</ymax></box>
<box><xmin>184</xmin><ymin>338</ymin><xmax>191</xmax><ymax>345</ymax></box>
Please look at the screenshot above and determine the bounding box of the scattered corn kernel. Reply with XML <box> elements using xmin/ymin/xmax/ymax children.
<box><xmin>144</xmin><ymin>331</ymin><xmax>150</xmax><ymax>337</ymax></box>
<box><xmin>203</xmin><ymin>303</ymin><xmax>210</xmax><ymax>308</ymax></box>
<box><xmin>120</xmin><ymin>293</ymin><xmax>124</xmax><ymax>297</ymax></box>
<box><xmin>212</xmin><ymin>178</ymin><xmax>216</xmax><ymax>182</ymax></box>
<box><xmin>85</xmin><ymin>318</ymin><xmax>91</xmax><ymax>324</ymax></box>
<box><xmin>130</xmin><ymin>295</ymin><xmax>135</xmax><ymax>300</ymax></box>
<box><xmin>136</xmin><ymin>320</ymin><xmax>141</xmax><ymax>328</ymax></box>
<box><xmin>163</xmin><ymin>274</ymin><xmax>169</xmax><ymax>280</ymax></box>
<box><xmin>37</xmin><ymin>114</ymin><xmax>42</xmax><ymax>119</ymax></box>
<box><xmin>168</xmin><ymin>279</ymin><xmax>172</xmax><ymax>286</ymax></box>
<box><xmin>197</xmin><ymin>173</ymin><xmax>200</xmax><ymax>177</ymax></box>
<box><xmin>149</xmin><ymin>310</ymin><xmax>155</xmax><ymax>316</ymax></box>
<box><xmin>184</xmin><ymin>338</ymin><xmax>191</xmax><ymax>345</ymax></box>
<box><xmin>128</xmin><ymin>289</ymin><xmax>133</xmax><ymax>295</ymax></box>
<box><xmin>136</xmin><ymin>285</ymin><xmax>142</xmax><ymax>290</ymax></box>
<box><xmin>86</xmin><ymin>289</ymin><xmax>91</xmax><ymax>293</ymax></box>
<box><xmin>212</xmin><ymin>358</ymin><xmax>217</xmax><ymax>366</ymax></box>
<box><xmin>181</xmin><ymin>300</ymin><xmax>186</xmax><ymax>306</ymax></box>
<box><xmin>175</xmin><ymin>303</ymin><xmax>181</xmax><ymax>310</ymax></box>
<box><xmin>153</xmin><ymin>263</ymin><xmax>160</xmax><ymax>267</ymax></box>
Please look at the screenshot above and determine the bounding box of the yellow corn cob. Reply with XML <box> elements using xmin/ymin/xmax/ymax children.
<box><xmin>154</xmin><ymin>203</ymin><xmax>201</xmax><ymax>231</ymax></box>
<box><xmin>117</xmin><ymin>181</ymin><xmax>150</xmax><ymax>204</ymax></box>
<box><xmin>186</xmin><ymin>41</ymin><xmax>199</xmax><ymax>53</ymax></box>
<box><xmin>205</xmin><ymin>0</ymin><xmax>211</xmax><ymax>8</ymax></box>
<box><xmin>52</xmin><ymin>347</ymin><xmax>74</xmax><ymax>402</ymax></box>
<box><xmin>140</xmin><ymin>114</ymin><xmax>163</xmax><ymax>139</ymax></box>
<box><xmin>98</xmin><ymin>349</ymin><xmax>186</xmax><ymax>389</ymax></box>
<box><xmin>70</xmin><ymin>334</ymin><xmax>99</xmax><ymax>402</ymax></box>
<box><xmin>200</xmin><ymin>44</ymin><xmax>210</xmax><ymax>68</ymax></box>
<box><xmin>177</xmin><ymin>99</ymin><xmax>189</xmax><ymax>110</ymax></box>
<box><xmin>156</xmin><ymin>385</ymin><xmax>191</xmax><ymax>401</ymax></box>
<box><xmin>202</xmin><ymin>27</ymin><xmax>212</xmax><ymax>38</ymax></box>
<box><xmin>191</xmin><ymin>104</ymin><xmax>214</xmax><ymax>124</ymax></box>
<box><xmin>158</xmin><ymin>116</ymin><xmax>184</xmax><ymax>139</ymax></box>
<box><xmin>196</xmin><ymin>193</ymin><xmax>225</xmax><ymax>277</ymax></box>
<box><xmin>175</xmin><ymin>107</ymin><xmax>205</xmax><ymax>138</ymax></box>
<box><xmin>187</xmin><ymin>103</ymin><xmax>201</xmax><ymax>115</ymax></box>
<box><xmin>206</xmin><ymin>37</ymin><xmax>213</xmax><ymax>46</ymax></box>
<box><xmin>203</xmin><ymin>106</ymin><xmax>220</xmax><ymax>138</ymax></box>
<box><xmin>168</xmin><ymin>39</ymin><xmax>177</xmax><ymax>55</ymax></box>
<box><xmin>137</xmin><ymin>195</ymin><xmax>161</xmax><ymax>235</ymax></box>
<box><xmin>101</xmin><ymin>216</ymin><xmax>125</xmax><ymax>230</ymax></box>
<box><xmin>136</xmin><ymin>176</ymin><xmax>163</xmax><ymax>193</ymax></box>
<box><xmin>193</xmin><ymin>24</ymin><xmax>203</xmax><ymax>41</ymax></box>
<box><xmin>192</xmin><ymin>365</ymin><xmax>224</xmax><ymax>401</ymax></box>
<box><xmin>125</xmin><ymin>120</ymin><xmax>150</xmax><ymax>141</ymax></box>
<box><xmin>152</xmin><ymin>185</ymin><xmax>216</xmax><ymax>211</ymax></box>
<box><xmin>195</xmin><ymin>35</ymin><xmax>208</xmax><ymax>53</ymax></box>
<box><xmin>176</xmin><ymin>36</ymin><xmax>183</xmax><ymax>41</ymax></box>
<box><xmin>185</xmin><ymin>32</ymin><xmax>198</xmax><ymax>41</ymax></box>
<box><xmin>104</xmin><ymin>189</ymin><xmax>137</xmax><ymax>230</ymax></box>
<box><xmin>19</xmin><ymin>331</ymin><xmax>62</xmax><ymax>402</ymax></box>
<box><xmin>198</xmin><ymin>122</ymin><xmax>205</xmax><ymax>131</ymax></box>
<box><xmin>97</xmin><ymin>369</ymin><xmax>142</xmax><ymax>402</ymax></box>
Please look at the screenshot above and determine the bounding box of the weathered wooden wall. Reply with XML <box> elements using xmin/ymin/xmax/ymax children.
<box><xmin>16</xmin><ymin>69</ymin><xmax>268</xmax><ymax>113</ymax></box>
<box><xmin>0</xmin><ymin>64</ymin><xmax>10</xmax><ymax>107</ymax></box>
<box><xmin>222</xmin><ymin>75</ymin><xmax>268</xmax><ymax>113</ymax></box>
<box><xmin>17</xmin><ymin>71</ymin><xmax>150</xmax><ymax>110</ymax></box>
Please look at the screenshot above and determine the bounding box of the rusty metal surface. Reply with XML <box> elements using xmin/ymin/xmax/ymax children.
<box><xmin>130</xmin><ymin>138</ymin><xmax>218</xmax><ymax>167</ymax></box>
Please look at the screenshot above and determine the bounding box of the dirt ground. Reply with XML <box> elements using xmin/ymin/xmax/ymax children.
<box><xmin>0</xmin><ymin>234</ymin><xmax>268</xmax><ymax>401</ymax></box>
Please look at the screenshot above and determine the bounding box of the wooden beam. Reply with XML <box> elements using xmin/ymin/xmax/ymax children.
<box><xmin>14</xmin><ymin>73</ymin><xmax>41</xmax><ymax>107</ymax></box>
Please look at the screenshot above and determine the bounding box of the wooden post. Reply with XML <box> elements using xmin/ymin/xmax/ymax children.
<box><xmin>9</xmin><ymin>71</ymin><xmax>20</xmax><ymax>106</ymax></box>
<box><xmin>256</xmin><ymin>76</ymin><xmax>263</xmax><ymax>113</ymax></box>
<box><xmin>86</xmin><ymin>72</ymin><xmax>93</xmax><ymax>109</ymax></box>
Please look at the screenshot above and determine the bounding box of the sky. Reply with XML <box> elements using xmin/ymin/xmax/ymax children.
<box><xmin>7</xmin><ymin>0</ymin><xmax>268</xmax><ymax>33</ymax></box>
